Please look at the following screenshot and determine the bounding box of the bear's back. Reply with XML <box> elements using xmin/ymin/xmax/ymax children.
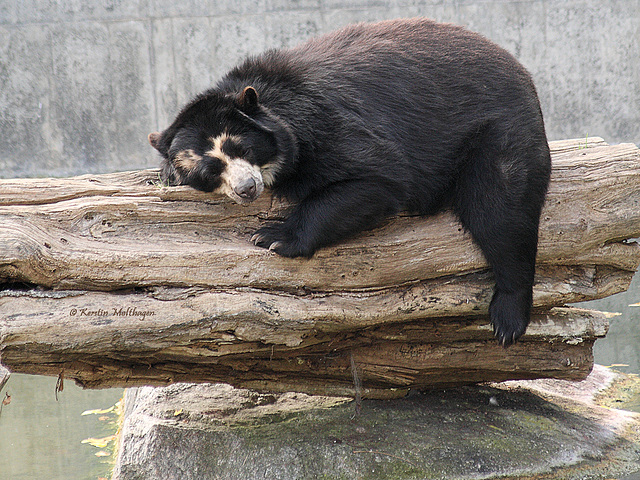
<box><xmin>226</xmin><ymin>18</ymin><xmax>540</xmax><ymax>138</ymax></box>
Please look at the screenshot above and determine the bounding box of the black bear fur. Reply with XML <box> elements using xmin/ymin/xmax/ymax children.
<box><xmin>149</xmin><ymin>18</ymin><xmax>552</xmax><ymax>346</ymax></box>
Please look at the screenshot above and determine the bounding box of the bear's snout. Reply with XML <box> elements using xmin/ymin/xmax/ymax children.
<box><xmin>234</xmin><ymin>177</ymin><xmax>257</xmax><ymax>200</ymax></box>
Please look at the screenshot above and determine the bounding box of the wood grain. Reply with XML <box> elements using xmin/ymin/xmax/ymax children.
<box><xmin>0</xmin><ymin>137</ymin><xmax>638</xmax><ymax>396</ymax></box>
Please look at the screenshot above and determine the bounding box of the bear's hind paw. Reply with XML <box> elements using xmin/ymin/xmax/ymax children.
<box><xmin>489</xmin><ymin>288</ymin><xmax>531</xmax><ymax>348</ymax></box>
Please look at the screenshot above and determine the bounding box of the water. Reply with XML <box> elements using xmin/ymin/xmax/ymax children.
<box><xmin>0</xmin><ymin>375</ymin><xmax>122</xmax><ymax>480</ymax></box>
<box><xmin>582</xmin><ymin>271</ymin><xmax>640</xmax><ymax>376</ymax></box>
<box><xmin>580</xmin><ymin>270</ymin><xmax>640</xmax><ymax>414</ymax></box>
<box><xmin>0</xmin><ymin>273</ymin><xmax>638</xmax><ymax>479</ymax></box>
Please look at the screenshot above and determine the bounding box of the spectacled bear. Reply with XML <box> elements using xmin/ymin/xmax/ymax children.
<box><xmin>148</xmin><ymin>18</ymin><xmax>552</xmax><ymax>346</ymax></box>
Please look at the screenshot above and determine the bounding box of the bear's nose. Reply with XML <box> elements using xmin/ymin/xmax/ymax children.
<box><xmin>234</xmin><ymin>178</ymin><xmax>257</xmax><ymax>199</ymax></box>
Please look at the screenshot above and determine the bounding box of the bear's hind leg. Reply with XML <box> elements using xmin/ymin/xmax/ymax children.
<box><xmin>454</xmin><ymin>137</ymin><xmax>549</xmax><ymax>346</ymax></box>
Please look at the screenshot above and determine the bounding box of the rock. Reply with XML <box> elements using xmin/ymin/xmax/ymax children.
<box><xmin>112</xmin><ymin>365</ymin><xmax>640</xmax><ymax>480</ymax></box>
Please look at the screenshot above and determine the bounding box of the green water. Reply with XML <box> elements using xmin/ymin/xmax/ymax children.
<box><xmin>0</xmin><ymin>375</ymin><xmax>122</xmax><ymax>480</ymax></box>
<box><xmin>583</xmin><ymin>272</ymin><xmax>640</xmax><ymax>377</ymax></box>
<box><xmin>581</xmin><ymin>271</ymin><xmax>640</xmax><ymax>413</ymax></box>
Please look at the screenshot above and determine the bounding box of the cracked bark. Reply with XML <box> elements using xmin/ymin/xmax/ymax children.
<box><xmin>1</xmin><ymin>138</ymin><xmax>639</xmax><ymax>397</ymax></box>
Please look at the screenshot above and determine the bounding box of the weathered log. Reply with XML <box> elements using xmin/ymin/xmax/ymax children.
<box><xmin>0</xmin><ymin>294</ymin><xmax>612</xmax><ymax>396</ymax></box>
<box><xmin>0</xmin><ymin>138</ymin><xmax>639</xmax><ymax>292</ymax></box>
<box><xmin>0</xmin><ymin>137</ymin><xmax>639</xmax><ymax>396</ymax></box>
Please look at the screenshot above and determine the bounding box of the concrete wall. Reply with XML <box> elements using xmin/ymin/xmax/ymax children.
<box><xmin>1</xmin><ymin>0</ymin><xmax>639</xmax><ymax>178</ymax></box>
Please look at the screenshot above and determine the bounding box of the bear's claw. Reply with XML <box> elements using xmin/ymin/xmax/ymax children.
<box><xmin>252</xmin><ymin>223</ymin><xmax>310</xmax><ymax>258</ymax></box>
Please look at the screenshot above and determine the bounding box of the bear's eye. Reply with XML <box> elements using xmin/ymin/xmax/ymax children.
<box><xmin>201</xmin><ymin>155</ymin><xmax>224</xmax><ymax>175</ymax></box>
<box><xmin>221</xmin><ymin>138</ymin><xmax>248</xmax><ymax>159</ymax></box>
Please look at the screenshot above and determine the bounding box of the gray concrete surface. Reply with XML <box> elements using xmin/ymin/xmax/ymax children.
<box><xmin>1</xmin><ymin>0</ymin><xmax>639</xmax><ymax>178</ymax></box>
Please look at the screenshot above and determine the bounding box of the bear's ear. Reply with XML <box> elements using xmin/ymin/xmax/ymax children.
<box><xmin>237</xmin><ymin>86</ymin><xmax>259</xmax><ymax>113</ymax></box>
<box><xmin>148</xmin><ymin>132</ymin><xmax>163</xmax><ymax>151</ymax></box>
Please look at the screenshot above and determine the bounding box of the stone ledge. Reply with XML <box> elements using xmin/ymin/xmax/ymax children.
<box><xmin>112</xmin><ymin>365</ymin><xmax>640</xmax><ymax>480</ymax></box>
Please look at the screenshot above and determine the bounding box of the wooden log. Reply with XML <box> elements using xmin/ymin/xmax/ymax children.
<box><xmin>0</xmin><ymin>294</ymin><xmax>610</xmax><ymax>396</ymax></box>
<box><xmin>0</xmin><ymin>138</ymin><xmax>638</xmax><ymax>292</ymax></box>
<box><xmin>0</xmin><ymin>137</ymin><xmax>638</xmax><ymax>396</ymax></box>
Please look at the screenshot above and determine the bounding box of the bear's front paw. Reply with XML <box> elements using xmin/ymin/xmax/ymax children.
<box><xmin>251</xmin><ymin>223</ymin><xmax>312</xmax><ymax>258</ymax></box>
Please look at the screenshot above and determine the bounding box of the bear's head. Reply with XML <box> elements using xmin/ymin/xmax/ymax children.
<box><xmin>149</xmin><ymin>86</ymin><xmax>295</xmax><ymax>205</ymax></box>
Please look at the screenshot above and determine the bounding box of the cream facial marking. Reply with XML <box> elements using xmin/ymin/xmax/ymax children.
<box><xmin>206</xmin><ymin>132</ymin><xmax>264</xmax><ymax>204</ymax></box>
<box><xmin>174</xmin><ymin>149</ymin><xmax>202</xmax><ymax>171</ymax></box>
<box><xmin>206</xmin><ymin>132</ymin><xmax>242</xmax><ymax>160</ymax></box>
<box><xmin>219</xmin><ymin>158</ymin><xmax>265</xmax><ymax>204</ymax></box>
<box><xmin>260</xmin><ymin>161</ymin><xmax>281</xmax><ymax>187</ymax></box>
